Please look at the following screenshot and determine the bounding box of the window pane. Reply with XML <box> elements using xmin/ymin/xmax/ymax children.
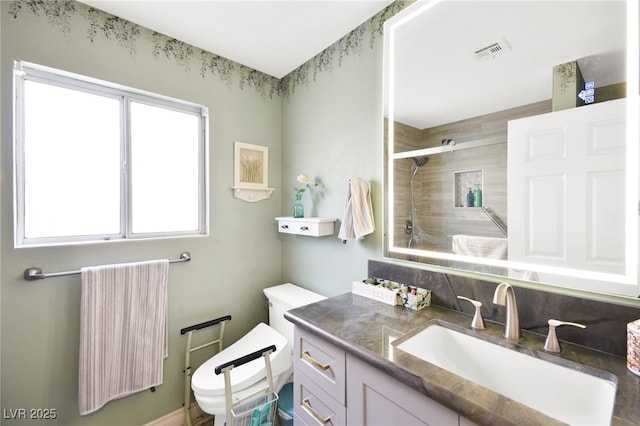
<box><xmin>130</xmin><ymin>102</ymin><xmax>201</xmax><ymax>234</ymax></box>
<box><xmin>16</xmin><ymin>61</ymin><xmax>208</xmax><ymax>246</ymax></box>
<box><xmin>23</xmin><ymin>80</ymin><xmax>121</xmax><ymax>239</ymax></box>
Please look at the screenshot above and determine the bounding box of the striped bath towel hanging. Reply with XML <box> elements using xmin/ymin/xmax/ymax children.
<box><xmin>78</xmin><ymin>259</ymin><xmax>169</xmax><ymax>415</ymax></box>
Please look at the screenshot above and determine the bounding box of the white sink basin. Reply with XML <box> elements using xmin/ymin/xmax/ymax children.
<box><xmin>395</xmin><ymin>323</ymin><xmax>617</xmax><ymax>425</ymax></box>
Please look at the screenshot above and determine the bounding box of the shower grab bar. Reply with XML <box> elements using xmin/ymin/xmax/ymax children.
<box><xmin>481</xmin><ymin>207</ymin><xmax>508</xmax><ymax>237</ymax></box>
<box><xmin>23</xmin><ymin>251</ymin><xmax>191</xmax><ymax>281</ymax></box>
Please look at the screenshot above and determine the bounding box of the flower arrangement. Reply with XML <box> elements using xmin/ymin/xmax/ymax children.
<box><xmin>293</xmin><ymin>173</ymin><xmax>317</xmax><ymax>218</ymax></box>
<box><xmin>294</xmin><ymin>174</ymin><xmax>318</xmax><ymax>199</ymax></box>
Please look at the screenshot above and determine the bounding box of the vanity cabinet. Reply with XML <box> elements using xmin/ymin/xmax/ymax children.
<box><xmin>346</xmin><ymin>354</ymin><xmax>465</xmax><ymax>426</ymax></box>
<box><xmin>293</xmin><ymin>327</ymin><xmax>478</xmax><ymax>426</ymax></box>
<box><xmin>294</xmin><ymin>369</ymin><xmax>347</xmax><ymax>426</ymax></box>
<box><xmin>275</xmin><ymin>217</ymin><xmax>336</xmax><ymax>237</ymax></box>
<box><xmin>293</xmin><ymin>327</ymin><xmax>346</xmax><ymax>425</ymax></box>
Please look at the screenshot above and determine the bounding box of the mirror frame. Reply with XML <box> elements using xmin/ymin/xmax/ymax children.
<box><xmin>383</xmin><ymin>0</ymin><xmax>640</xmax><ymax>306</ymax></box>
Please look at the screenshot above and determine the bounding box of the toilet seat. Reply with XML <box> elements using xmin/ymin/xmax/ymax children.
<box><xmin>191</xmin><ymin>322</ymin><xmax>290</xmax><ymax>398</ymax></box>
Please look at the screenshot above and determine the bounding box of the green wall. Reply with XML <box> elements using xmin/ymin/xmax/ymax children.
<box><xmin>1</xmin><ymin>3</ymin><xmax>283</xmax><ymax>425</ymax></box>
<box><xmin>280</xmin><ymin>33</ymin><xmax>384</xmax><ymax>296</ymax></box>
<box><xmin>0</xmin><ymin>0</ymin><xmax>397</xmax><ymax>424</ymax></box>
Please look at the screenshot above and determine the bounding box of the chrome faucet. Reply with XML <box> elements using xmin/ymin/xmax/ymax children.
<box><xmin>492</xmin><ymin>283</ymin><xmax>521</xmax><ymax>340</ymax></box>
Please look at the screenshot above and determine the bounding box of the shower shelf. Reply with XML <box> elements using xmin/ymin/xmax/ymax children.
<box><xmin>454</xmin><ymin>169</ymin><xmax>483</xmax><ymax>208</ymax></box>
<box><xmin>275</xmin><ymin>217</ymin><xmax>336</xmax><ymax>237</ymax></box>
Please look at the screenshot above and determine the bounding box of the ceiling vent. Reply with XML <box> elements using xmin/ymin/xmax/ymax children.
<box><xmin>474</xmin><ymin>39</ymin><xmax>511</xmax><ymax>60</ymax></box>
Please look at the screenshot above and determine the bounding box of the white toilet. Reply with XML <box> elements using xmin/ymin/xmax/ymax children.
<box><xmin>191</xmin><ymin>283</ymin><xmax>325</xmax><ymax>425</ymax></box>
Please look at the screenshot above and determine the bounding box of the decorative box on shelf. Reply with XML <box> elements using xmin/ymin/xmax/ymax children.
<box><xmin>275</xmin><ymin>217</ymin><xmax>336</xmax><ymax>237</ymax></box>
<box><xmin>352</xmin><ymin>278</ymin><xmax>431</xmax><ymax>310</ymax></box>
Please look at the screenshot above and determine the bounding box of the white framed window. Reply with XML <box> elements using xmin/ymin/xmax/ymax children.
<box><xmin>13</xmin><ymin>60</ymin><xmax>209</xmax><ymax>247</ymax></box>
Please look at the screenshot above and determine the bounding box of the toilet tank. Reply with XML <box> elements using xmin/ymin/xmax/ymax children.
<box><xmin>263</xmin><ymin>283</ymin><xmax>326</xmax><ymax>351</ymax></box>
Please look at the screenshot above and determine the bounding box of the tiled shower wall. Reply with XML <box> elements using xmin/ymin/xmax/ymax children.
<box><xmin>390</xmin><ymin>100</ymin><xmax>550</xmax><ymax>252</ymax></box>
<box><xmin>369</xmin><ymin>259</ymin><xmax>640</xmax><ymax>357</ymax></box>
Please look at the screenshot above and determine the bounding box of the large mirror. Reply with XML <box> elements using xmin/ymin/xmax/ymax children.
<box><xmin>384</xmin><ymin>0</ymin><xmax>640</xmax><ymax>299</ymax></box>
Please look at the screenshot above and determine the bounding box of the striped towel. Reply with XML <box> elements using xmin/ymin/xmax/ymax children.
<box><xmin>338</xmin><ymin>177</ymin><xmax>375</xmax><ymax>242</ymax></box>
<box><xmin>79</xmin><ymin>259</ymin><xmax>169</xmax><ymax>415</ymax></box>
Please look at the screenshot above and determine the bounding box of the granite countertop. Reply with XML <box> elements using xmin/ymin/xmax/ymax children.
<box><xmin>284</xmin><ymin>293</ymin><xmax>640</xmax><ymax>426</ymax></box>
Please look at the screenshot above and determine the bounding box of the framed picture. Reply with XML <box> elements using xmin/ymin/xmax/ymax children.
<box><xmin>234</xmin><ymin>141</ymin><xmax>269</xmax><ymax>189</ymax></box>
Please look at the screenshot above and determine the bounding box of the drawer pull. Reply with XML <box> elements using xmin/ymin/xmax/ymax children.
<box><xmin>281</xmin><ymin>224</ymin><xmax>289</xmax><ymax>229</ymax></box>
<box><xmin>300</xmin><ymin>226</ymin><xmax>309</xmax><ymax>231</ymax></box>
<box><xmin>303</xmin><ymin>350</ymin><xmax>330</xmax><ymax>370</ymax></box>
<box><xmin>303</xmin><ymin>398</ymin><xmax>331</xmax><ymax>424</ymax></box>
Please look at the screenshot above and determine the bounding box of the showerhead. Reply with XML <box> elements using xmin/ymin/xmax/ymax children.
<box><xmin>412</xmin><ymin>156</ymin><xmax>429</xmax><ymax>167</ymax></box>
<box><xmin>410</xmin><ymin>156</ymin><xmax>429</xmax><ymax>179</ymax></box>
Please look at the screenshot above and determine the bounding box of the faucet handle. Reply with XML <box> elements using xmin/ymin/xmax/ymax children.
<box><xmin>457</xmin><ymin>296</ymin><xmax>486</xmax><ymax>330</ymax></box>
<box><xmin>544</xmin><ymin>319</ymin><xmax>586</xmax><ymax>353</ymax></box>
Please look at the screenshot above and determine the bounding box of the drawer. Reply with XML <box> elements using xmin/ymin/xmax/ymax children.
<box><xmin>294</xmin><ymin>367</ymin><xmax>346</xmax><ymax>426</ymax></box>
<box><xmin>275</xmin><ymin>217</ymin><xmax>335</xmax><ymax>237</ymax></box>
<box><xmin>294</xmin><ymin>414</ymin><xmax>309</xmax><ymax>426</ymax></box>
<box><xmin>293</xmin><ymin>328</ymin><xmax>346</xmax><ymax>405</ymax></box>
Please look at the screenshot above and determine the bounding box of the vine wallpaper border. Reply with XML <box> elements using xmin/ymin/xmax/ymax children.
<box><xmin>280</xmin><ymin>0</ymin><xmax>412</xmax><ymax>97</ymax></box>
<box><xmin>8</xmin><ymin>0</ymin><xmax>412</xmax><ymax>99</ymax></box>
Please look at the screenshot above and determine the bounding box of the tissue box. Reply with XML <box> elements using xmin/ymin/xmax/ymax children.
<box><xmin>352</xmin><ymin>278</ymin><xmax>431</xmax><ymax>310</ymax></box>
<box><xmin>627</xmin><ymin>319</ymin><xmax>640</xmax><ymax>377</ymax></box>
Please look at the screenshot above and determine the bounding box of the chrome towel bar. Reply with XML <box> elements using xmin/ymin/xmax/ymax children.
<box><xmin>23</xmin><ymin>252</ymin><xmax>191</xmax><ymax>281</ymax></box>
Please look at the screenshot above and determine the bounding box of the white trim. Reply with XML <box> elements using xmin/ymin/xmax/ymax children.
<box><xmin>13</xmin><ymin>60</ymin><xmax>209</xmax><ymax>247</ymax></box>
<box><xmin>143</xmin><ymin>404</ymin><xmax>208</xmax><ymax>426</ymax></box>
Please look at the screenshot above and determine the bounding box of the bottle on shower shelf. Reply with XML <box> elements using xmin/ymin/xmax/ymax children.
<box><xmin>466</xmin><ymin>188</ymin><xmax>474</xmax><ymax>208</ymax></box>
<box><xmin>473</xmin><ymin>184</ymin><xmax>483</xmax><ymax>207</ymax></box>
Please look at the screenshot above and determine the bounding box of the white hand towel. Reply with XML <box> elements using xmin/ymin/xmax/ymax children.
<box><xmin>452</xmin><ymin>235</ymin><xmax>508</xmax><ymax>260</ymax></box>
<box><xmin>338</xmin><ymin>177</ymin><xmax>375</xmax><ymax>242</ymax></box>
<box><xmin>79</xmin><ymin>259</ymin><xmax>169</xmax><ymax>415</ymax></box>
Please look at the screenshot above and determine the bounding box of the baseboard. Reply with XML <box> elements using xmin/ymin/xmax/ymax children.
<box><xmin>144</xmin><ymin>407</ymin><xmax>183</xmax><ymax>426</ymax></box>
<box><xmin>144</xmin><ymin>404</ymin><xmax>210</xmax><ymax>426</ymax></box>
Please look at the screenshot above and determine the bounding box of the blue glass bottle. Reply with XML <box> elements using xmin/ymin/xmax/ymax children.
<box><xmin>466</xmin><ymin>188</ymin><xmax>474</xmax><ymax>208</ymax></box>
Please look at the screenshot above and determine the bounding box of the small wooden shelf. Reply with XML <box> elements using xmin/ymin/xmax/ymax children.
<box><xmin>275</xmin><ymin>217</ymin><xmax>336</xmax><ymax>237</ymax></box>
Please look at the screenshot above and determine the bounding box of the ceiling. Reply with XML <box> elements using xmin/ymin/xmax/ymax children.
<box><xmin>391</xmin><ymin>1</ymin><xmax>627</xmax><ymax>129</ymax></box>
<box><xmin>77</xmin><ymin>1</ymin><xmax>628</xmax><ymax>127</ymax></box>
<box><xmin>79</xmin><ymin>0</ymin><xmax>394</xmax><ymax>79</ymax></box>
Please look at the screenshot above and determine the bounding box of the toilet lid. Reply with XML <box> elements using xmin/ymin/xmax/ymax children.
<box><xmin>191</xmin><ymin>322</ymin><xmax>290</xmax><ymax>397</ymax></box>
